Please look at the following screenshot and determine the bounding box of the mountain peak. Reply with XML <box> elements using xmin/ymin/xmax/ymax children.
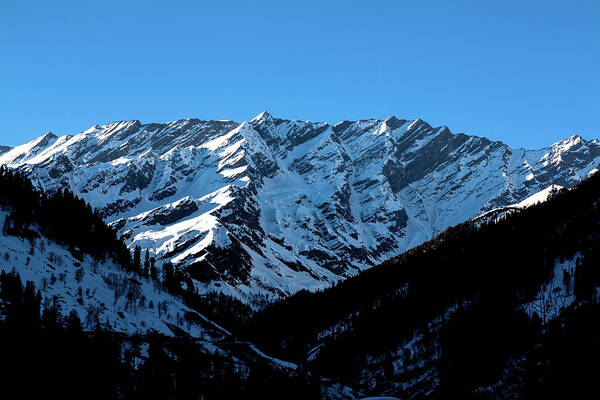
<box><xmin>383</xmin><ymin>115</ymin><xmax>406</xmax><ymax>131</ymax></box>
<box><xmin>405</xmin><ymin>118</ymin><xmax>431</xmax><ymax>132</ymax></box>
<box><xmin>569</xmin><ymin>134</ymin><xmax>584</xmax><ymax>142</ymax></box>
<box><xmin>80</xmin><ymin>124</ymin><xmax>101</xmax><ymax>135</ymax></box>
<box><xmin>28</xmin><ymin>132</ymin><xmax>58</xmax><ymax>147</ymax></box>
<box><xmin>551</xmin><ymin>134</ymin><xmax>585</xmax><ymax>152</ymax></box>
<box><xmin>104</xmin><ymin>120</ymin><xmax>142</xmax><ymax>129</ymax></box>
<box><xmin>251</xmin><ymin>110</ymin><xmax>273</xmax><ymax>123</ymax></box>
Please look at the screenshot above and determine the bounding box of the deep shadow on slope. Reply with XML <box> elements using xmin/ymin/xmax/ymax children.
<box><xmin>246</xmin><ymin>171</ymin><xmax>600</xmax><ymax>398</ymax></box>
<box><xmin>0</xmin><ymin>169</ymin><xmax>324</xmax><ymax>399</ymax></box>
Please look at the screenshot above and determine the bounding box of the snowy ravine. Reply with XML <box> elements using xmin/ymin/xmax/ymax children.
<box><xmin>1</xmin><ymin>112</ymin><xmax>599</xmax><ymax>305</ymax></box>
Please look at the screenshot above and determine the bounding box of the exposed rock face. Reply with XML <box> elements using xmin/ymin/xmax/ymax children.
<box><xmin>0</xmin><ymin>145</ymin><xmax>12</xmax><ymax>155</ymax></box>
<box><xmin>2</xmin><ymin>113</ymin><xmax>599</xmax><ymax>304</ymax></box>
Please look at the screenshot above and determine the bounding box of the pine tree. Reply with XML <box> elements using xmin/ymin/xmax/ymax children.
<box><xmin>66</xmin><ymin>309</ymin><xmax>83</xmax><ymax>334</ymax></box>
<box><xmin>133</xmin><ymin>245</ymin><xmax>141</xmax><ymax>274</ymax></box>
<box><xmin>143</xmin><ymin>249</ymin><xmax>150</xmax><ymax>277</ymax></box>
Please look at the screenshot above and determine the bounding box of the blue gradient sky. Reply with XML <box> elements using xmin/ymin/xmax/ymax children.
<box><xmin>1</xmin><ymin>0</ymin><xmax>598</xmax><ymax>148</ymax></box>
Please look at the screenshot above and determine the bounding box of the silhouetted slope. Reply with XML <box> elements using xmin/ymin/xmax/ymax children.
<box><xmin>0</xmin><ymin>168</ymin><xmax>350</xmax><ymax>400</ymax></box>
<box><xmin>246</xmin><ymin>171</ymin><xmax>600</xmax><ymax>398</ymax></box>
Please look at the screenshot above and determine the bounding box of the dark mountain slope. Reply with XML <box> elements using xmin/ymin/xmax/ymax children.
<box><xmin>246</xmin><ymin>171</ymin><xmax>600</xmax><ymax>398</ymax></box>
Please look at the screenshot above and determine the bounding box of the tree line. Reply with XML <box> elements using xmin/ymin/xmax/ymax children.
<box><xmin>0</xmin><ymin>268</ymin><xmax>323</xmax><ymax>399</ymax></box>
<box><xmin>245</xmin><ymin>172</ymin><xmax>600</xmax><ymax>398</ymax></box>
<box><xmin>0</xmin><ymin>166</ymin><xmax>133</xmax><ymax>269</ymax></box>
<box><xmin>0</xmin><ymin>166</ymin><xmax>320</xmax><ymax>398</ymax></box>
<box><xmin>0</xmin><ymin>166</ymin><xmax>254</xmax><ymax>333</ymax></box>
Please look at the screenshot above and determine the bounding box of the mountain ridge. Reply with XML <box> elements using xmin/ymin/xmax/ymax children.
<box><xmin>2</xmin><ymin>112</ymin><xmax>599</xmax><ymax>305</ymax></box>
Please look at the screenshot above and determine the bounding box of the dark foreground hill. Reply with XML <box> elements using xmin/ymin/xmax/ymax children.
<box><xmin>2</xmin><ymin>164</ymin><xmax>599</xmax><ymax>398</ymax></box>
<box><xmin>0</xmin><ymin>168</ymin><xmax>345</xmax><ymax>400</ymax></box>
<box><xmin>246</xmin><ymin>171</ymin><xmax>600</xmax><ymax>399</ymax></box>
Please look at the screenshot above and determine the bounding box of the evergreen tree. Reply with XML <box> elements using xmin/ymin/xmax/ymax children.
<box><xmin>143</xmin><ymin>249</ymin><xmax>150</xmax><ymax>277</ymax></box>
<box><xmin>133</xmin><ymin>245</ymin><xmax>141</xmax><ymax>274</ymax></box>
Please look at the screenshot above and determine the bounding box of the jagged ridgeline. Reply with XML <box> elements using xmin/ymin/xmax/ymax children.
<box><xmin>245</xmin><ymin>171</ymin><xmax>600</xmax><ymax>399</ymax></box>
<box><xmin>2</xmin><ymin>113</ymin><xmax>599</xmax><ymax>305</ymax></box>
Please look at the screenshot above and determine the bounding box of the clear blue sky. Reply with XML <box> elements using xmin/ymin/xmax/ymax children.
<box><xmin>1</xmin><ymin>0</ymin><xmax>598</xmax><ymax>148</ymax></box>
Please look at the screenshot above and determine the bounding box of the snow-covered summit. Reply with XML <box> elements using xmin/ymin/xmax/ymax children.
<box><xmin>2</xmin><ymin>113</ymin><xmax>599</xmax><ymax>305</ymax></box>
<box><xmin>0</xmin><ymin>132</ymin><xmax>58</xmax><ymax>167</ymax></box>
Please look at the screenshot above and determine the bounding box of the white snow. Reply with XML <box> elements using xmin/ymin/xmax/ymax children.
<box><xmin>514</xmin><ymin>184</ymin><xmax>563</xmax><ymax>208</ymax></box>
<box><xmin>521</xmin><ymin>255</ymin><xmax>577</xmax><ymax>323</ymax></box>
<box><xmin>1</xmin><ymin>112</ymin><xmax>598</xmax><ymax>306</ymax></box>
<box><xmin>0</xmin><ymin>211</ymin><xmax>308</xmax><ymax>373</ymax></box>
<box><xmin>0</xmin><ymin>212</ymin><xmax>218</xmax><ymax>338</ymax></box>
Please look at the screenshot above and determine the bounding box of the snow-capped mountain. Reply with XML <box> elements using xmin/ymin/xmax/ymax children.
<box><xmin>2</xmin><ymin>112</ymin><xmax>599</xmax><ymax>305</ymax></box>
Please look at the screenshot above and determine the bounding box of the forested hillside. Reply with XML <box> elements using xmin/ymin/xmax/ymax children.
<box><xmin>2</xmin><ymin>165</ymin><xmax>599</xmax><ymax>399</ymax></box>
<box><xmin>0</xmin><ymin>166</ymin><xmax>132</xmax><ymax>267</ymax></box>
<box><xmin>246</xmin><ymin>171</ymin><xmax>600</xmax><ymax>398</ymax></box>
<box><xmin>0</xmin><ymin>166</ymin><xmax>253</xmax><ymax>332</ymax></box>
<box><xmin>0</xmin><ymin>167</ymin><xmax>336</xmax><ymax>400</ymax></box>
<box><xmin>0</xmin><ymin>268</ymin><xmax>328</xmax><ymax>400</ymax></box>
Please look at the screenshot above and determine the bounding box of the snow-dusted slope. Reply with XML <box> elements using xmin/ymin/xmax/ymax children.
<box><xmin>0</xmin><ymin>208</ymin><xmax>314</xmax><ymax>377</ymax></box>
<box><xmin>513</xmin><ymin>184</ymin><xmax>564</xmax><ymax>208</ymax></box>
<box><xmin>2</xmin><ymin>113</ymin><xmax>599</xmax><ymax>305</ymax></box>
<box><xmin>0</xmin><ymin>209</ymin><xmax>227</xmax><ymax>339</ymax></box>
<box><xmin>470</xmin><ymin>184</ymin><xmax>565</xmax><ymax>226</ymax></box>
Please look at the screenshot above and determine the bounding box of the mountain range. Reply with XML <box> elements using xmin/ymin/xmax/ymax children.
<box><xmin>1</xmin><ymin>112</ymin><xmax>599</xmax><ymax>305</ymax></box>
